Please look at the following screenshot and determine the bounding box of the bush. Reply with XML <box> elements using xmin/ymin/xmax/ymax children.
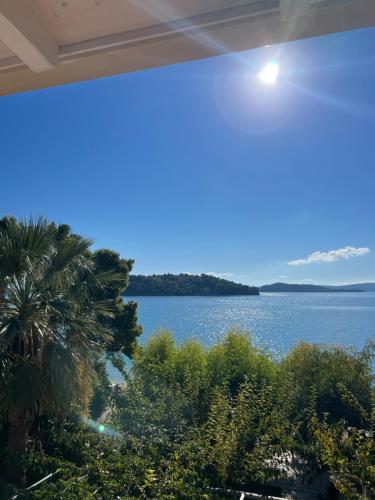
<box><xmin>1</xmin><ymin>332</ymin><xmax>374</xmax><ymax>499</ymax></box>
<box><xmin>281</xmin><ymin>342</ymin><xmax>374</xmax><ymax>426</ymax></box>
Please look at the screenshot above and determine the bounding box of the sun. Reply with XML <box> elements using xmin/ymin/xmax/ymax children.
<box><xmin>258</xmin><ymin>61</ymin><xmax>279</xmax><ymax>85</ymax></box>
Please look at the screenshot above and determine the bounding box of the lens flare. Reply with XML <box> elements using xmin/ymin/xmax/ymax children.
<box><xmin>83</xmin><ymin>417</ymin><xmax>120</xmax><ymax>438</ymax></box>
<box><xmin>258</xmin><ymin>61</ymin><xmax>279</xmax><ymax>85</ymax></box>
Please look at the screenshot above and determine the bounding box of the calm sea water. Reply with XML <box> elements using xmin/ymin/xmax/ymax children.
<box><xmin>109</xmin><ymin>292</ymin><xmax>375</xmax><ymax>381</ymax></box>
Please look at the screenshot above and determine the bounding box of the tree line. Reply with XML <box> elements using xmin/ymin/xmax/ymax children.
<box><xmin>125</xmin><ymin>273</ymin><xmax>259</xmax><ymax>296</ymax></box>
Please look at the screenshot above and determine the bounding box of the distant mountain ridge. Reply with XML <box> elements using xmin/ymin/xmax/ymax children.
<box><xmin>330</xmin><ymin>282</ymin><xmax>375</xmax><ymax>292</ymax></box>
<box><xmin>125</xmin><ymin>273</ymin><xmax>259</xmax><ymax>296</ymax></box>
<box><xmin>260</xmin><ymin>282</ymin><xmax>366</xmax><ymax>292</ymax></box>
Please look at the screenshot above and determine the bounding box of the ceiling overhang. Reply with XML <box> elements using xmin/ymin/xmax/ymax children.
<box><xmin>0</xmin><ymin>0</ymin><xmax>374</xmax><ymax>96</ymax></box>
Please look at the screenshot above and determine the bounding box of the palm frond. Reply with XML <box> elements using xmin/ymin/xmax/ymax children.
<box><xmin>0</xmin><ymin>217</ymin><xmax>120</xmax><ymax>427</ymax></box>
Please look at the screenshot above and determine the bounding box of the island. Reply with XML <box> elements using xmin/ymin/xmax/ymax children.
<box><xmin>260</xmin><ymin>282</ymin><xmax>364</xmax><ymax>292</ymax></box>
<box><xmin>125</xmin><ymin>273</ymin><xmax>260</xmax><ymax>296</ymax></box>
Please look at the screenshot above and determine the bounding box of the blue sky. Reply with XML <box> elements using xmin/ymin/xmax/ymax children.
<box><xmin>1</xmin><ymin>28</ymin><xmax>374</xmax><ymax>286</ymax></box>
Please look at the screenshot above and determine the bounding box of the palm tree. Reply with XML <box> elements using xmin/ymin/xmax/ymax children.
<box><xmin>0</xmin><ymin>217</ymin><xmax>122</xmax><ymax>483</ymax></box>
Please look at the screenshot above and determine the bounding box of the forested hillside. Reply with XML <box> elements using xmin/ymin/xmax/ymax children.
<box><xmin>125</xmin><ymin>273</ymin><xmax>259</xmax><ymax>296</ymax></box>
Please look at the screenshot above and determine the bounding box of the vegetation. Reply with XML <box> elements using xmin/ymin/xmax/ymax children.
<box><xmin>0</xmin><ymin>217</ymin><xmax>374</xmax><ymax>499</ymax></box>
<box><xmin>125</xmin><ymin>273</ymin><xmax>259</xmax><ymax>296</ymax></box>
<box><xmin>1</xmin><ymin>330</ymin><xmax>373</xmax><ymax>498</ymax></box>
<box><xmin>0</xmin><ymin>217</ymin><xmax>141</xmax><ymax>484</ymax></box>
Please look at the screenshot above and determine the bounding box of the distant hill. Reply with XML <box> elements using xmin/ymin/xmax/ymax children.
<box><xmin>260</xmin><ymin>282</ymin><xmax>364</xmax><ymax>293</ymax></box>
<box><xmin>125</xmin><ymin>273</ymin><xmax>259</xmax><ymax>296</ymax></box>
<box><xmin>329</xmin><ymin>282</ymin><xmax>375</xmax><ymax>292</ymax></box>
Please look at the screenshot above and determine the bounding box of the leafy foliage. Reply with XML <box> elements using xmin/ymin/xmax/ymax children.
<box><xmin>281</xmin><ymin>342</ymin><xmax>374</xmax><ymax>426</ymax></box>
<box><xmin>309</xmin><ymin>385</ymin><xmax>375</xmax><ymax>498</ymax></box>
<box><xmin>0</xmin><ymin>217</ymin><xmax>141</xmax><ymax>484</ymax></box>
<box><xmin>125</xmin><ymin>273</ymin><xmax>259</xmax><ymax>296</ymax></box>
<box><xmin>1</xmin><ymin>331</ymin><xmax>374</xmax><ymax>498</ymax></box>
<box><xmin>92</xmin><ymin>250</ymin><xmax>142</xmax><ymax>357</ymax></box>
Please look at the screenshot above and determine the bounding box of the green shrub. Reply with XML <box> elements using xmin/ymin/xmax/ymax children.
<box><xmin>1</xmin><ymin>332</ymin><xmax>374</xmax><ymax>498</ymax></box>
<box><xmin>281</xmin><ymin>342</ymin><xmax>374</xmax><ymax>426</ymax></box>
<box><xmin>206</xmin><ymin>330</ymin><xmax>277</xmax><ymax>393</ymax></box>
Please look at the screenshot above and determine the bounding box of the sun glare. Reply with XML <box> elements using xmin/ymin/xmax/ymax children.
<box><xmin>258</xmin><ymin>61</ymin><xmax>279</xmax><ymax>85</ymax></box>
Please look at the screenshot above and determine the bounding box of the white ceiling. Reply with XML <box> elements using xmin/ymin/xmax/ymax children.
<box><xmin>0</xmin><ymin>39</ymin><xmax>13</xmax><ymax>58</ymax></box>
<box><xmin>0</xmin><ymin>0</ymin><xmax>374</xmax><ymax>95</ymax></box>
<box><xmin>25</xmin><ymin>0</ymin><xmax>256</xmax><ymax>45</ymax></box>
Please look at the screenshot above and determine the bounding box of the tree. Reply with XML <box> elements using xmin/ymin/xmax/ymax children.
<box><xmin>92</xmin><ymin>249</ymin><xmax>142</xmax><ymax>359</ymax></box>
<box><xmin>0</xmin><ymin>217</ymin><xmax>140</xmax><ymax>483</ymax></box>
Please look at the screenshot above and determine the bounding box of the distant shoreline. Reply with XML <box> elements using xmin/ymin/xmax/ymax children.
<box><xmin>125</xmin><ymin>275</ymin><xmax>374</xmax><ymax>295</ymax></box>
<box><xmin>125</xmin><ymin>290</ymin><xmax>368</xmax><ymax>297</ymax></box>
<box><xmin>266</xmin><ymin>290</ymin><xmax>374</xmax><ymax>292</ymax></box>
<box><xmin>259</xmin><ymin>282</ymin><xmax>366</xmax><ymax>293</ymax></box>
<box><xmin>125</xmin><ymin>293</ymin><xmax>260</xmax><ymax>297</ymax></box>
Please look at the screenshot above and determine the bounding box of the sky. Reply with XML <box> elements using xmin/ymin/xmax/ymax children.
<box><xmin>1</xmin><ymin>28</ymin><xmax>374</xmax><ymax>286</ymax></box>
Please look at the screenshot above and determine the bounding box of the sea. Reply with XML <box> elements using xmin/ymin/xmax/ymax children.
<box><xmin>108</xmin><ymin>292</ymin><xmax>375</xmax><ymax>381</ymax></box>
